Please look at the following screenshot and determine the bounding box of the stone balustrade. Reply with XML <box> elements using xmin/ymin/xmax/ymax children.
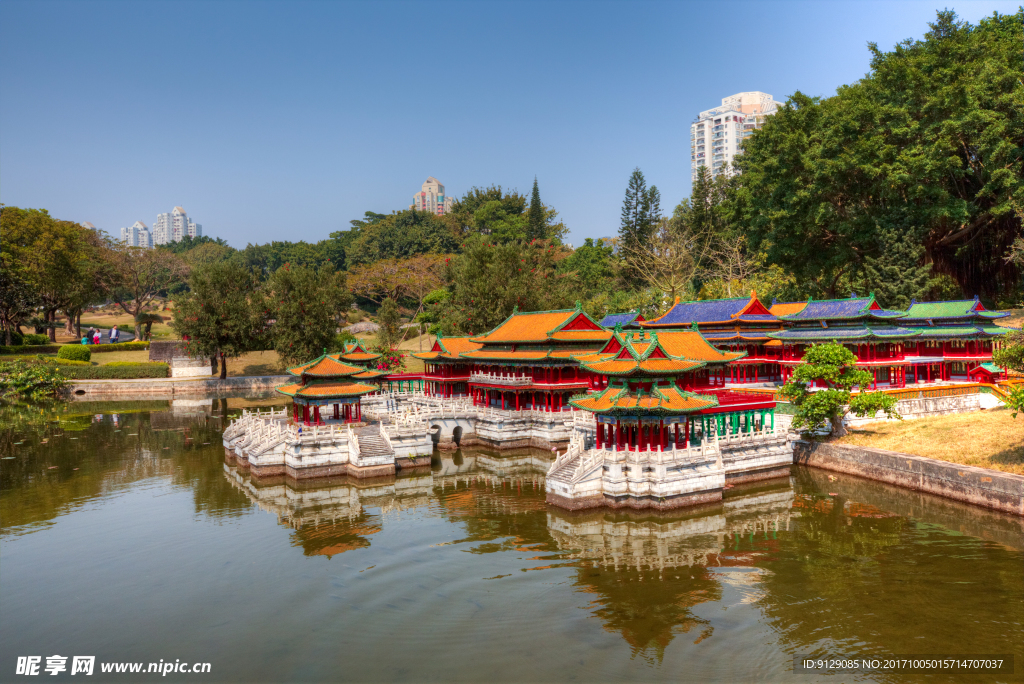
<box><xmin>469</xmin><ymin>372</ymin><xmax>533</xmax><ymax>386</ymax></box>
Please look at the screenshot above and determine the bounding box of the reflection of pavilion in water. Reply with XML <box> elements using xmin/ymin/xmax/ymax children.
<box><xmin>546</xmin><ymin>482</ymin><xmax>797</xmax><ymax>660</ymax></box>
<box><xmin>223</xmin><ymin>449</ymin><xmax>556</xmax><ymax>556</ymax></box>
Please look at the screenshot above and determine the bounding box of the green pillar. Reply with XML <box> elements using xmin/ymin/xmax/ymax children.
<box><xmin>770</xmin><ymin>410</ymin><xmax>775</xmax><ymax>430</ymax></box>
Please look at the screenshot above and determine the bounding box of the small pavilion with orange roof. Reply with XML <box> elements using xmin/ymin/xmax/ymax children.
<box><xmin>276</xmin><ymin>351</ymin><xmax>386</xmax><ymax>425</ymax></box>
<box><xmin>459</xmin><ymin>302</ymin><xmax>613</xmax><ymax>411</ymax></box>
<box><xmin>410</xmin><ymin>333</ymin><xmax>484</xmax><ymax>398</ymax></box>
<box><xmin>334</xmin><ymin>341</ymin><xmax>382</xmax><ymax>369</ymax></box>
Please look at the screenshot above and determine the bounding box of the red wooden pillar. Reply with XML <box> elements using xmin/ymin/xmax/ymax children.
<box><xmin>302</xmin><ymin>405</ymin><xmax>309</xmax><ymax>424</ymax></box>
<box><xmin>334</xmin><ymin>403</ymin><xmax>340</xmax><ymax>420</ymax></box>
<box><xmin>515</xmin><ymin>392</ymin><xmax>520</xmax><ymax>411</ymax></box>
<box><xmin>675</xmin><ymin>423</ymin><xmax>681</xmax><ymax>448</ymax></box>
<box><xmin>356</xmin><ymin>402</ymin><xmax>362</xmax><ymax>421</ymax></box>
<box><xmin>596</xmin><ymin>423</ymin><xmax>604</xmax><ymax>449</ymax></box>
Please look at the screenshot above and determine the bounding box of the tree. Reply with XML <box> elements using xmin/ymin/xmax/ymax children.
<box><xmin>0</xmin><ymin>263</ymin><xmax>40</xmax><ymax>346</ymax></box>
<box><xmin>347</xmin><ymin>254</ymin><xmax>447</xmax><ymax>319</ymax></box>
<box><xmin>375</xmin><ymin>298</ymin><xmax>402</xmax><ymax>350</ymax></box>
<box><xmin>266</xmin><ymin>263</ymin><xmax>353</xmax><ymax>365</ymax></box>
<box><xmin>171</xmin><ymin>262</ymin><xmax>267</xmax><ymax>379</ymax></box>
<box><xmin>527</xmin><ymin>177</ymin><xmax>546</xmax><ymax>241</ymax></box>
<box><xmin>441</xmin><ymin>237</ymin><xmax>575</xmax><ymax>334</ymax></box>
<box><xmin>859</xmin><ymin>222</ymin><xmax>933</xmax><ymax>309</ymax></box>
<box><xmin>780</xmin><ymin>343</ymin><xmax>901</xmax><ymax>437</ymax></box>
<box><xmin>737</xmin><ymin>10</ymin><xmax>1023</xmax><ymax>302</ymax></box>
<box><xmin>620</xmin><ymin>219</ymin><xmax>708</xmax><ymax>304</ymax></box>
<box><xmin>1</xmin><ymin>207</ymin><xmax>104</xmax><ymax>341</ymax></box>
<box><xmin>618</xmin><ymin>168</ymin><xmax>654</xmax><ymax>286</ymax></box>
<box><xmin>557</xmin><ymin>238</ymin><xmax>621</xmax><ymax>300</ymax></box>
<box><xmin>100</xmin><ymin>242</ymin><xmax>190</xmax><ymax>339</ymax></box>
<box><xmin>344</xmin><ymin>209</ymin><xmax>459</xmax><ymax>267</ymax></box>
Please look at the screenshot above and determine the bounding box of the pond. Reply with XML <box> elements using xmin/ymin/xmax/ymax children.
<box><xmin>1</xmin><ymin>398</ymin><xmax>1022</xmax><ymax>683</ymax></box>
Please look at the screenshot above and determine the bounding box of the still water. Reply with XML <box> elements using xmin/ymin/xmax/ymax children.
<box><xmin>1</xmin><ymin>398</ymin><xmax>1022</xmax><ymax>683</ymax></box>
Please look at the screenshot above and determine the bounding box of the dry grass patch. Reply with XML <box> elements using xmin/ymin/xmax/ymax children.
<box><xmin>837</xmin><ymin>408</ymin><xmax>1024</xmax><ymax>474</ymax></box>
<box><xmin>225</xmin><ymin>350</ymin><xmax>286</xmax><ymax>377</ymax></box>
<box><xmin>92</xmin><ymin>350</ymin><xmax>152</xmax><ymax>365</ymax></box>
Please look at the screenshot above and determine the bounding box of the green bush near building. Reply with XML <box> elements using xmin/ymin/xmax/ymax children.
<box><xmin>57</xmin><ymin>345</ymin><xmax>92</xmax><ymax>362</ymax></box>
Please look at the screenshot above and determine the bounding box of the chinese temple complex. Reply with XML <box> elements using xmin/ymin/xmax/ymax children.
<box><xmin>899</xmin><ymin>298</ymin><xmax>1011</xmax><ymax>382</ymax></box>
<box><xmin>411</xmin><ymin>334</ymin><xmax>482</xmax><ymax>398</ymax></box>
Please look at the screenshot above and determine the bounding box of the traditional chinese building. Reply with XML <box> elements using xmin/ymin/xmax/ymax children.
<box><xmin>629</xmin><ymin>292</ymin><xmax>786</xmax><ymax>384</ymax></box>
<box><xmin>767</xmin><ymin>294</ymin><xmax>920</xmax><ymax>388</ymax></box>
<box><xmin>276</xmin><ymin>352</ymin><xmax>385</xmax><ymax>425</ymax></box>
<box><xmin>460</xmin><ymin>304</ymin><xmax>613</xmax><ymax>411</ymax></box>
<box><xmin>546</xmin><ymin>328</ymin><xmax>789</xmax><ymax>511</ymax></box>
<box><xmin>411</xmin><ymin>334</ymin><xmax>483</xmax><ymax>398</ymax></box>
<box><xmin>899</xmin><ymin>298</ymin><xmax>1011</xmax><ymax>382</ymax></box>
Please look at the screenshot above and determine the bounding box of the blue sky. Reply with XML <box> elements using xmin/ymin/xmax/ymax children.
<box><xmin>1</xmin><ymin>0</ymin><xmax>1017</xmax><ymax>249</ymax></box>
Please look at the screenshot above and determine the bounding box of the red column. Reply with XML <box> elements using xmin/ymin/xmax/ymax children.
<box><xmin>675</xmin><ymin>423</ymin><xmax>680</xmax><ymax>448</ymax></box>
<box><xmin>515</xmin><ymin>392</ymin><xmax>520</xmax><ymax>411</ymax></box>
<box><xmin>302</xmin><ymin>405</ymin><xmax>309</xmax><ymax>424</ymax></box>
<box><xmin>334</xmin><ymin>403</ymin><xmax>340</xmax><ymax>420</ymax></box>
<box><xmin>357</xmin><ymin>402</ymin><xmax>362</xmax><ymax>421</ymax></box>
<box><xmin>597</xmin><ymin>423</ymin><xmax>604</xmax><ymax>449</ymax></box>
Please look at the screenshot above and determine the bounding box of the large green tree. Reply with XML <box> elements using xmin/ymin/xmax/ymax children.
<box><xmin>171</xmin><ymin>262</ymin><xmax>267</xmax><ymax>379</ymax></box>
<box><xmin>266</xmin><ymin>263</ymin><xmax>353</xmax><ymax>365</ymax></box>
<box><xmin>781</xmin><ymin>343</ymin><xmax>900</xmax><ymax>437</ymax></box>
<box><xmin>0</xmin><ymin>207</ymin><xmax>104</xmax><ymax>341</ymax></box>
<box><xmin>527</xmin><ymin>177</ymin><xmax>546</xmax><ymax>242</ymax></box>
<box><xmin>344</xmin><ymin>209</ymin><xmax>459</xmax><ymax>267</ymax></box>
<box><xmin>736</xmin><ymin>10</ymin><xmax>1023</xmax><ymax>302</ymax></box>
<box><xmin>439</xmin><ymin>237</ymin><xmax>575</xmax><ymax>334</ymax></box>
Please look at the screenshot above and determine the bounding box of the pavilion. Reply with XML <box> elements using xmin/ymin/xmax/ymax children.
<box><xmin>276</xmin><ymin>352</ymin><xmax>385</xmax><ymax>425</ymax></box>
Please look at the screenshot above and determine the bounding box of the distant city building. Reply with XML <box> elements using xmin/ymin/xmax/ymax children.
<box><xmin>120</xmin><ymin>221</ymin><xmax>153</xmax><ymax>248</ymax></box>
<box><xmin>690</xmin><ymin>91</ymin><xmax>778</xmax><ymax>181</ymax></box>
<box><xmin>409</xmin><ymin>177</ymin><xmax>454</xmax><ymax>215</ymax></box>
<box><xmin>153</xmin><ymin>206</ymin><xmax>202</xmax><ymax>245</ymax></box>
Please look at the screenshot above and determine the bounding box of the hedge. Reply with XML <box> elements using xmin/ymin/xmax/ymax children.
<box><xmin>61</xmin><ymin>362</ymin><xmax>169</xmax><ymax>380</ymax></box>
<box><xmin>58</xmin><ymin>345</ymin><xmax>92</xmax><ymax>362</ymax></box>
<box><xmin>7</xmin><ymin>356</ymin><xmax>91</xmax><ymax>367</ymax></box>
<box><xmin>0</xmin><ymin>340</ymin><xmax>149</xmax><ymax>355</ymax></box>
<box><xmin>23</xmin><ymin>334</ymin><xmax>50</xmax><ymax>345</ymax></box>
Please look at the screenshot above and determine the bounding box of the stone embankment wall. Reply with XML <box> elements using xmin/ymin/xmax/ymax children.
<box><xmin>70</xmin><ymin>375</ymin><xmax>289</xmax><ymax>398</ymax></box>
<box><xmin>793</xmin><ymin>440</ymin><xmax>1024</xmax><ymax>517</ymax></box>
<box><xmin>846</xmin><ymin>393</ymin><xmax>1000</xmax><ymax>427</ymax></box>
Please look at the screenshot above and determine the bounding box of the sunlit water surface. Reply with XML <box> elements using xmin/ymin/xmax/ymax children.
<box><xmin>1</xmin><ymin>398</ymin><xmax>1022</xmax><ymax>683</ymax></box>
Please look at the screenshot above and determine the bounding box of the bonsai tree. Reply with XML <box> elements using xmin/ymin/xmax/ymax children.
<box><xmin>780</xmin><ymin>342</ymin><xmax>900</xmax><ymax>437</ymax></box>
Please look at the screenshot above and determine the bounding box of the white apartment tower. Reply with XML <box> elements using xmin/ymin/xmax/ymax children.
<box><xmin>120</xmin><ymin>221</ymin><xmax>153</xmax><ymax>248</ymax></box>
<box><xmin>690</xmin><ymin>91</ymin><xmax>778</xmax><ymax>181</ymax></box>
<box><xmin>153</xmin><ymin>206</ymin><xmax>202</xmax><ymax>245</ymax></box>
<box><xmin>410</xmin><ymin>177</ymin><xmax>454</xmax><ymax>215</ymax></box>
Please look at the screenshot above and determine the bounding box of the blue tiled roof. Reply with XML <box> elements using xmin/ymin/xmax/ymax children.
<box><xmin>599</xmin><ymin>312</ymin><xmax>643</xmax><ymax>328</ymax></box>
<box><xmin>735</xmin><ymin>314</ymin><xmax>778</xmax><ymax>322</ymax></box>
<box><xmin>703</xmin><ymin>331</ymin><xmax>773</xmax><ymax>340</ymax></box>
<box><xmin>781</xmin><ymin>296</ymin><xmax>905</xmax><ymax>321</ymax></box>
<box><xmin>644</xmin><ymin>298</ymin><xmax>770</xmax><ymax>326</ymax></box>
<box><xmin>768</xmin><ymin>326</ymin><xmax>920</xmax><ymax>341</ymax></box>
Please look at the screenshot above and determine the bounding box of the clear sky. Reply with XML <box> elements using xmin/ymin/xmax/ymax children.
<box><xmin>1</xmin><ymin>0</ymin><xmax>1017</xmax><ymax>249</ymax></box>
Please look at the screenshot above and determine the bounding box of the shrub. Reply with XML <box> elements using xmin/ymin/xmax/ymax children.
<box><xmin>60</xmin><ymin>362</ymin><xmax>169</xmax><ymax>380</ymax></box>
<box><xmin>23</xmin><ymin>334</ymin><xmax>50</xmax><ymax>345</ymax></box>
<box><xmin>92</xmin><ymin>341</ymin><xmax>150</xmax><ymax>353</ymax></box>
<box><xmin>0</xmin><ymin>360</ymin><xmax>68</xmax><ymax>400</ymax></box>
<box><xmin>7</xmin><ymin>356</ymin><xmax>91</xmax><ymax>367</ymax></box>
<box><xmin>0</xmin><ymin>344</ymin><xmax>63</xmax><ymax>355</ymax></box>
<box><xmin>6</xmin><ymin>330</ymin><xmax>24</xmax><ymax>345</ymax></box>
<box><xmin>58</xmin><ymin>345</ymin><xmax>92</xmax><ymax>362</ymax></box>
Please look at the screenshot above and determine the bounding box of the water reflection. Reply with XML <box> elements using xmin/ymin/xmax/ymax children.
<box><xmin>2</xmin><ymin>399</ymin><xmax>1022</xmax><ymax>682</ymax></box>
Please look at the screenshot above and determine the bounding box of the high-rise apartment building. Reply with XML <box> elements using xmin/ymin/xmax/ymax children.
<box><xmin>120</xmin><ymin>221</ymin><xmax>153</xmax><ymax>248</ymax></box>
<box><xmin>690</xmin><ymin>91</ymin><xmax>778</xmax><ymax>181</ymax></box>
<box><xmin>153</xmin><ymin>206</ymin><xmax>202</xmax><ymax>245</ymax></box>
<box><xmin>410</xmin><ymin>177</ymin><xmax>454</xmax><ymax>215</ymax></box>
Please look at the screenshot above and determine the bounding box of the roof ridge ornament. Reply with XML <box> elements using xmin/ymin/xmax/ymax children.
<box><xmin>690</xmin><ymin>321</ymin><xmax>699</xmax><ymax>331</ymax></box>
<box><xmin>574</xmin><ymin>300</ymin><xmax>582</xmax><ymax>311</ymax></box>
<box><xmin>512</xmin><ymin>305</ymin><xmax>518</xmax><ymax>314</ymax></box>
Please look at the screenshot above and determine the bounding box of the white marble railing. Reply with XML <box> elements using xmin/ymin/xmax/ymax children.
<box><xmin>470</xmin><ymin>372</ymin><xmax>532</xmax><ymax>386</ymax></box>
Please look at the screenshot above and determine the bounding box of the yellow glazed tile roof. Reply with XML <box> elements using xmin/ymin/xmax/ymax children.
<box><xmin>472</xmin><ymin>310</ymin><xmax>577</xmax><ymax>343</ymax></box>
<box><xmin>276</xmin><ymin>380</ymin><xmax>379</xmax><ymax>398</ymax></box>
<box><xmin>571</xmin><ymin>385</ymin><xmax>717</xmax><ymax>413</ymax></box>
<box><xmin>550</xmin><ymin>330</ymin><xmax>613</xmax><ymax>341</ymax></box>
<box><xmin>650</xmin><ymin>331</ymin><xmax>744</xmax><ymax>363</ymax></box>
<box><xmin>288</xmin><ymin>356</ymin><xmax>366</xmax><ymax>377</ymax></box>
<box><xmin>768</xmin><ymin>301</ymin><xmax>808</xmax><ymax>317</ymax></box>
<box><xmin>461</xmin><ymin>350</ymin><xmax>551</xmax><ymax>360</ymax></box>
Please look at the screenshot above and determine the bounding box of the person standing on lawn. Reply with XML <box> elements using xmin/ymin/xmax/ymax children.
<box><xmin>93</xmin><ymin>328</ymin><xmax>101</xmax><ymax>345</ymax></box>
<box><xmin>109</xmin><ymin>325</ymin><xmax>119</xmax><ymax>344</ymax></box>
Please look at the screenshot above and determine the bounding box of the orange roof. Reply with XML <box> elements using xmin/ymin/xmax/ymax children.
<box><xmin>276</xmin><ymin>380</ymin><xmax>378</xmax><ymax>398</ymax></box>
<box><xmin>470</xmin><ymin>307</ymin><xmax>604</xmax><ymax>343</ymax></box>
<box><xmin>412</xmin><ymin>336</ymin><xmax>483</xmax><ymax>361</ymax></box>
<box><xmin>650</xmin><ymin>331</ymin><xmax>745</xmax><ymax>363</ymax></box>
<box><xmin>353</xmin><ymin>370</ymin><xmax>385</xmax><ymax>379</ymax></box>
<box><xmin>570</xmin><ymin>384</ymin><xmax>718</xmax><ymax>414</ymax></box>
<box><xmin>337</xmin><ymin>352</ymin><xmax>380</xmax><ymax>362</ymax></box>
<box><xmin>769</xmin><ymin>301</ymin><xmax>807</xmax><ymax>317</ymax></box>
<box><xmin>461</xmin><ymin>350</ymin><xmax>551</xmax><ymax>360</ymax></box>
<box><xmin>288</xmin><ymin>355</ymin><xmax>366</xmax><ymax>377</ymax></box>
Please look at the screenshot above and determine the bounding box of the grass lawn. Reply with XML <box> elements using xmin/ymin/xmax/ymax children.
<box><xmin>225</xmin><ymin>350</ymin><xmax>286</xmax><ymax>377</ymax></box>
<box><xmin>837</xmin><ymin>408</ymin><xmax>1024</xmax><ymax>474</ymax></box>
<box><xmin>92</xmin><ymin>350</ymin><xmax>152</xmax><ymax>365</ymax></box>
<box><xmin>998</xmin><ymin>308</ymin><xmax>1023</xmax><ymax>329</ymax></box>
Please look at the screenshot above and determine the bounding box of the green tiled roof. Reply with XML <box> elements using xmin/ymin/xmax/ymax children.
<box><xmin>903</xmin><ymin>299</ymin><xmax>1009</xmax><ymax>321</ymax></box>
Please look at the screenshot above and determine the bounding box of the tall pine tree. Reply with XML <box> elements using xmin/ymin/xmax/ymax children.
<box><xmin>527</xmin><ymin>177</ymin><xmax>546</xmax><ymax>241</ymax></box>
<box><xmin>619</xmin><ymin>168</ymin><xmax>657</xmax><ymax>288</ymax></box>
